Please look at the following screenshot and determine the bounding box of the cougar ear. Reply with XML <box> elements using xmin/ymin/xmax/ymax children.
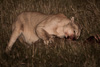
<box><xmin>71</xmin><ymin>17</ymin><xmax>74</xmax><ymax>23</ymax></box>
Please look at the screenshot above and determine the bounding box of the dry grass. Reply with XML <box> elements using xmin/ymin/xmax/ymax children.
<box><xmin>0</xmin><ymin>0</ymin><xmax>100</xmax><ymax>67</ymax></box>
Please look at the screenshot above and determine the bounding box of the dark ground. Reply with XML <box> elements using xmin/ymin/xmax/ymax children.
<box><xmin>0</xmin><ymin>0</ymin><xmax>100</xmax><ymax>67</ymax></box>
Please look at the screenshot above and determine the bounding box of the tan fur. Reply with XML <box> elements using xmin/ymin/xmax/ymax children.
<box><xmin>6</xmin><ymin>12</ymin><xmax>81</xmax><ymax>52</ymax></box>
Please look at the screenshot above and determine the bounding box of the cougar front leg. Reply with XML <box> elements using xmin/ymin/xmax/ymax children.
<box><xmin>36</xmin><ymin>27</ymin><xmax>54</xmax><ymax>45</ymax></box>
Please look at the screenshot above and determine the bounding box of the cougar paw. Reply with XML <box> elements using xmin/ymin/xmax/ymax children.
<box><xmin>5</xmin><ymin>46</ymin><xmax>11</xmax><ymax>53</ymax></box>
<box><xmin>44</xmin><ymin>40</ymin><xmax>49</xmax><ymax>45</ymax></box>
<box><xmin>49</xmin><ymin>36</ymin><xmax>55</xmax><ymax>43</ymax></box>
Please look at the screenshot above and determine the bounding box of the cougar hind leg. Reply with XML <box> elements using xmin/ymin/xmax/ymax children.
<box><xmin>6</xmin><ymin>27</ymin><xmax>22</xmax><ymax>53</ymax></box>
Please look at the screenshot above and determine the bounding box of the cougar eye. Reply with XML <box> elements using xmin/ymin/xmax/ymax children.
<box><xmin>74</xmin><ymin>30</ymin><xmax>75</xmax><ymax>33</ymax></box>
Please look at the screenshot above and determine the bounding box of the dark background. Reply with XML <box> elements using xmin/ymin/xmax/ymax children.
<box><xmin>0</xmin><ymin>0</ymin><xmax>100</xmax><ymax>67</ymax></box>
